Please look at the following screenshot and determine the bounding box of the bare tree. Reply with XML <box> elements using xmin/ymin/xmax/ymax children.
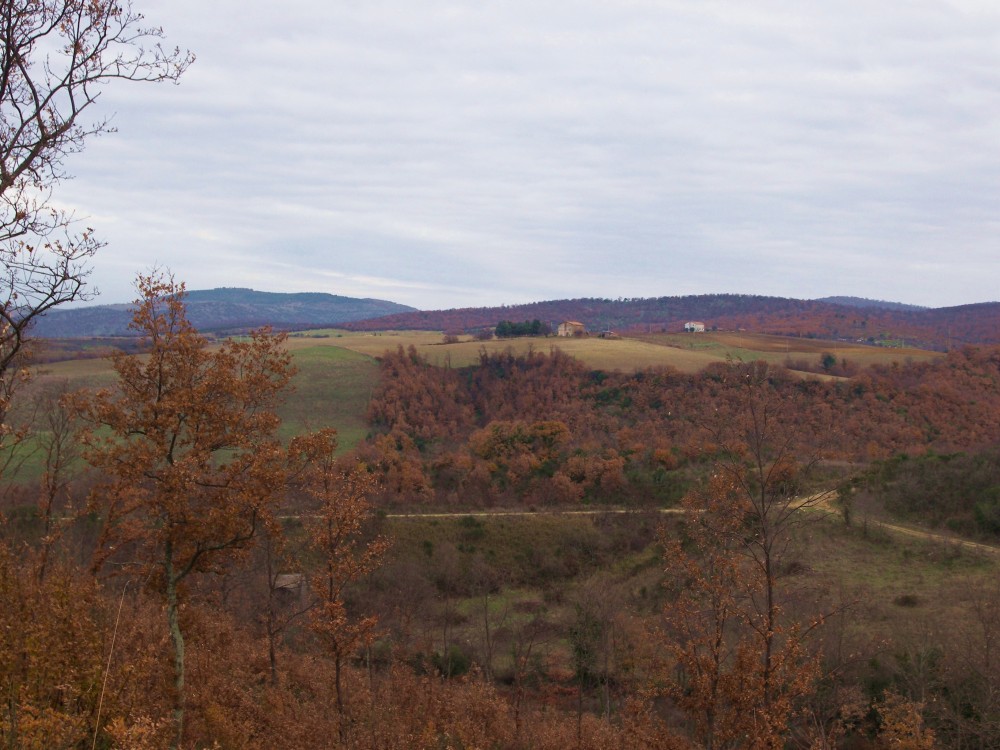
<box><xmin>510</xmin><ymin>610</ymin><xmax>550</xmax><ymax>740</ymax></box>
<box><xmin>259</xmin><ymin>524</ymin><xmax>314</xmax><ymax>687</ymax></box>
<box><xmin>469</xmin><ymin>552</ymin><xmax>508</xmax><ymax>683</ymax></box>
<box><xmin>0</xmin><ymin>1</ymin><xmax>192</xmax><ymax>415</ymax></box>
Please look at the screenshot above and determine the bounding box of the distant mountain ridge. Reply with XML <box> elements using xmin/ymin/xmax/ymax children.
<box><xmin>813</xmin><ymin>296</ymin><xmax>929</xmax><ymax>312</ymax></box>
<box><xmin>32</xmin><ymin>288</ymin><xmax>416</xmax><ymax>338</ymax></box>
<box><xmin>343</xmin><ymin>294</ymin><xmax>1000</xmax><ymax>350</ymax></box>
<box><xmin>33</xmin><ymin>289</ymin><xmax>1000</xmax><ymax>351</ymax></box>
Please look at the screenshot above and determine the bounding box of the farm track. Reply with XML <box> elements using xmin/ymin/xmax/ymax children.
<box><xmin>379</xmin><ymin>494</ymin><xmax>1000</xmax><ymax>557</ymax></box>
<box><xmin>275</xmin><ymin>507</ymin><xmax>685</xmax><ymax>523</ymax></box>
<box><xmin>801</xmin><ymin>492</ymin><xmax>1000</xmax><ymax>557</ymax></box>
<box><xmin>382</xmin><ymin>507</ymin><xmax>686</xmax><ymax>519</ymax></box>
<box><xmin>854</xmin><ymin>516</ymin><xmax>1000</xmax><ymax>556</ymax></box>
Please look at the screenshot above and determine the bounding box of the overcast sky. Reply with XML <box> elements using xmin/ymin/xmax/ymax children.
<box><xmin>58</xmin><ymin>0</ymin><xmax>1000</xmax><ymax>310</ymax></box>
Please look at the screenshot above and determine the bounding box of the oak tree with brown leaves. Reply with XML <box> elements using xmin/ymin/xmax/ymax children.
<box><xmin>73</xmin><ymin>273</ymin><xmax>293</xmax><ymax>747</ymax></box>
<box><xmin>290</xmin><ymin>428</ymin><xmax>389</xmax><ymax>720</ymax></box>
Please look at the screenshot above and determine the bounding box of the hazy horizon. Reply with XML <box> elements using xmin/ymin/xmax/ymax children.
<box><xmin>55</xmin><ymin>1</ymin><xmax>1000</xmax><ymax>310</ymax></box>
<box><xmin>61</xmin><ymin>286</ymin><xmax>987</xmax><ymax>313</ymax></box>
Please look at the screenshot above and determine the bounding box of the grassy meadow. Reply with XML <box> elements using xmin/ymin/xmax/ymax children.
<box><xmin>288</xmin><ymin>328</ymin><xmax>941</xmax><ymax>375</ymax></box>
<box><xmin>369</xmin><ymin>506</ymin><xmax>998</xmax><ymax>695</ymax></box>
<box><xmin>630</xmin><ymin>331</ymin><xmax>943</xmax><ymax>369</ymax></box>
<box><xmin>5</xmin><ymin>338</ymin><xmax>380</xmax><ymax>484</ymax></box>
<box><xmin>277</xmin><ymin>344</ymin><xmax>378</xmax><ymax>448</ymax></box>
<box><xmin>23</xmin><ymin>336</ymin><xmax>379</xmax><ymax>449</ymax></box>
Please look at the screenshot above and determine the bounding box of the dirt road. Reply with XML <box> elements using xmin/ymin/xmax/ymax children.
<box><xmin>801</xmin><ymin>491</ymin><xmax>1000</xmax><ymax>556</ymax></box>
<box><xmin>386</xmin><ymin>494</ymin><xmax>1000</xmax><ymax>557</ymax></box>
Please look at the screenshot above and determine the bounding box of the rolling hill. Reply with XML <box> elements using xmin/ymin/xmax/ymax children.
<box><xmin>344</xmin><ymin>294</ymin><xmax>1000</xmax><ymax>350</ymax></box>
<box><xmin>33</xmin><ymin>288</ymin><xmax>1000</xmax><ymax>351</ymax></box>
<box><xmin>30</xmin><ymin>288</ymin><xmax>417</xmax><ymax>337</ymax></box>
<box><xmin>813</xmin><ymin>295</ymin><xmax>928</xmax><ymax>312</ymax></box>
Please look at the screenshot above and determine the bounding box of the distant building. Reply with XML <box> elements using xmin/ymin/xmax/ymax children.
<box><xmin>684</xmin><ymin>321</ymin><xmax>706</xmax><ymax>333</ymax></box>
<box><xmin>273</xmin><ymin>573</ymin><xmax>307</xmax><ymax>607</ymax></box>
<box><xmin>558</xmin><ymin>320</ymin><xmax>586</xmax><ymax>337</ymax></box>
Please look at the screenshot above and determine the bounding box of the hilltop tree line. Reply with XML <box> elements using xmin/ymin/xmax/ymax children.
<box><xmin>494</xmin><ymin>319</ymin><xmax>553</xmax><ymax>338</ymax></box>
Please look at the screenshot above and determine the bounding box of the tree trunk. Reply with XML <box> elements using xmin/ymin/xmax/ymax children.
<box><xmin>334</xmin><ymin>650</ymin><xmax>347</xmax><ymax>744</ymax></box>
<box><xmin>482</xmin><ymin>590</ymin><xmax>493</xmax><ymax>681</ymax></box>
<box><xmin>577</xmin><ymin>677</ymin><xmax>584</xmax><ymax>746</ymax></box>
<box><xmin>603</xmin><ymin>630</ymin><xmax>611</xmax><ymax>720</ymax></box>
<box><xmin>268</xmin><ymin>630</ymin><xmax>278</xmax><ymax>687</ymax></box>
<box><xmin>165</xmin><ymin>547</ymin><xmax>186</xmax><ymax>749</ymax></box>
<box><xmin>266</xmin><ymin>545</ymin><xmax>279</xmax><ymax>686</ymax></box>
<box><xmin>6</xmin><ymin>688</ymin><xmax>19</xmax><ymax>750</ymax></box>
<box><xmin>334</xmin><ymin>650</ymin><xmax>344</xmax><ymax>715</ymax></box>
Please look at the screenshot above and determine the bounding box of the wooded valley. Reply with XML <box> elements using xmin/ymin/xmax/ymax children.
<box><xmin>2</xmin><ymin>2</ymin><xmax>996</xmax><ymax>747</ymax></box>
<box><xmin>2</xmin><ymin>278</ymin><xmax>999</xmax><ymax>748</ymax></box>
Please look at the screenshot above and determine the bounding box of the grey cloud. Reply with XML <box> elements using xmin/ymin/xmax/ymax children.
<box><xmin>54</xmin><ymin>0</ymin><xmax>1000</xmax><ymax>308</ymax></box>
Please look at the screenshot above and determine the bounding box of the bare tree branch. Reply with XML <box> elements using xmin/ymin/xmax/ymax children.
<box><xmin>0</xmin><ymin>1</ymin><xmax>193</xmax><ymax>427</ymax></box>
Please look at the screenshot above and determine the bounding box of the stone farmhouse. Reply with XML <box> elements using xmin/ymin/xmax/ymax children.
<box><xmin>557</xmin><ymin>320</ymin><xmax>586</xmax><ymax>337</ymax></box>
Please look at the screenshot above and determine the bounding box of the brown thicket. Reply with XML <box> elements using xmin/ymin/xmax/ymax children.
<box><xmin>292</xmin><ymin>428</ymin><xmax>389</xmax><ymax>722</ymax></box>
<box><xmin>659</xmin><ymin>362</ymin><xmax>826</xmax><ymax>749</ymax></box>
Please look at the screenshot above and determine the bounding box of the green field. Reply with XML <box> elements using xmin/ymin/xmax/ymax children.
<box><xmin>279</xmin><ymin>344</ymin><xmax>378</xmax><ymax>450</ymax></box>
<box><xmin>287</xmin><ymin>329</ymin><xmax>941</xmax><ymax>375</ymax></box>
<box><xmin>3</xmin><ymin>340</ymin><xmax>380</xmax><ymax>484</ymax></box>
<box><xmin>26</xmin><ymin>339</ymin><xmax>379</xmax><ymax>450</ymax></box>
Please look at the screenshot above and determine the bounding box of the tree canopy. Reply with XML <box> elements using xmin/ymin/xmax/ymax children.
<box><xmin>72</xmin><ymin>273</ymin><xmax>292</xmax><ymax>746</ymax></box>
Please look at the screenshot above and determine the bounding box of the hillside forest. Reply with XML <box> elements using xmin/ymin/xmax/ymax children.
<box><xmin>342</xmin><ymin>294</ymin><xmax>1000</xmax><ymax>352</ymax></box>
<box><xmin>4</xmin><ymin>278</ymin><xmax>1000</xmax><ymax>749</ymax></box>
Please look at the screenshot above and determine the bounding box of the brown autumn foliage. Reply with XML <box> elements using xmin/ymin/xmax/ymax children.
<box><xmin>875</xmin><ymin>692</ymin><xmax>937</xmax><ymax>750</ymax></box>
<box><xmin>360</xmin><ymin>344</ymin><xmax>1000</xmax><ymax>511</ymax></box>
<box><xmin>659</xmin><ymin>363</ymin><xmax>825</xmax><ymax>750</ymax></box>
<box><xmin>70</xmin><ymin>273</ymin><xmax>295</xmax><ymax>747</ymax></box>
<box><xmin>290</xmin><ymin>428</ymin><xmax>390</xmax><ymax>719</ymax></box>
<box><xmin>0</xmin><ymin>547</ymin><xmax>105</xmax><ymax>748</ymax></box>
<box><xmin>16</xmin><ymin>282</ymin><xmax>1000</xmax><ymax>747</ymax></box>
